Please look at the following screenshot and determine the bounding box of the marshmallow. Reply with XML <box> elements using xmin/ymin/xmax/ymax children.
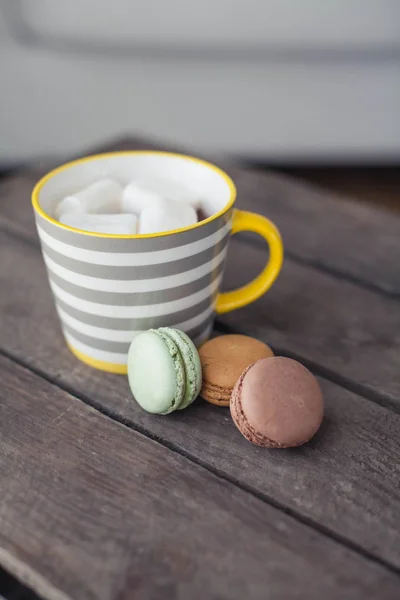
<box><xmin>56</xmin><ymin>195</ymin><xmax>85</xmax><ymax>218</ymax></box>
<box><xmin>57</xmin><ymin>179</ymin><xmax>122</xmax><ymax>218</ymax></box>
<box><xmin>60</xmin><ymin>213</ymin><xmax>137</xmax><ymax>235</ymax></box>
<box><xmin>123</xmin><ymin>177</ymin><xmax>201</xmax><ymax>212</ymax></box>
<box><xmin>122</xmin><ymin>182</ymin><xmax>163</xmax><ymax>214</ymax></box>
<box><xmin>139</xmin><ymin>198</ymin><xmax>197</xmax><ymax>234</ymax></box>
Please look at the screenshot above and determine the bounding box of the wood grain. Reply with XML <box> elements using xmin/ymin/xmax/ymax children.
<box><xmin>0</xmin><ymin>231</ymin><xmax>400</xmax><ymax>569</ymax></box>
<box><xmin>2</xmin><ymin>354</ymin><xmax>399</xmax><ymax>600</ymax></box>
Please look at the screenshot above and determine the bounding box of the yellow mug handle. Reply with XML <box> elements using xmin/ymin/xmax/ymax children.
<box><xmin>215</xmin><ymin>209</ymin><xmax>283</xmax><ymax>314</ymax></box>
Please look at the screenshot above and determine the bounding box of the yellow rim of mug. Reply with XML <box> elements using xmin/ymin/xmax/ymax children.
<box><xmin>32</xmin><ymin>151</ymin><xmax>237</xmax><ymax>238</ymax></box>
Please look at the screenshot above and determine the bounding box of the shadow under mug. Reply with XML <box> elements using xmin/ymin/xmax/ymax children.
<box><xmin>32</xmin><ymin>151</ymin><xmax>283</xmax><ymax>374</ymax></box>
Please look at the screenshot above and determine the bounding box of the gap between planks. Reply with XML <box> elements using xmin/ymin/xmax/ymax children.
<box><xmin>1</xmin><ymin>343</ymin><xmax>400</xmax><ymax>580</ymax></box>
<box><xmin>215</xmin><ymin>318</ymin><xmax>400</xmax><ymax>415</ymax></box>
<box><xmin>0</xmin><ymin>220</ymin><xmax>398</xmax><ymax>417</ymax></box>
<box><xmin>240</xmin><ymin>232</ymin><xmax>400</xmax><ymax>302</ymax></box>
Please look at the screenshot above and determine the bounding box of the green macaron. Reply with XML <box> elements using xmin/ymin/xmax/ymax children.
<box><xmin>127</xmin><ymin>327</ymin><xmax>202</xmax><ymax>415</ymax></box>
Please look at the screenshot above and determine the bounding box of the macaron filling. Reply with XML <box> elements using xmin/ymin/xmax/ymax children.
<box><xmin>151</xmin><ymin>329</ymin><xmax>186</xmax><ymax>412</ymax></box>
<box><xmin>201</xmin><ymin>381</ymin><xmax>231</xmax><ymax>403</ymax></box>
<box><xmin>160</xmin><ymin>328</ymin><xmax>202</xmax><ymax>409</ymax></box>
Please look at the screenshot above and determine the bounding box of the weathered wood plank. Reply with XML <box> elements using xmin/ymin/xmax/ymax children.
<box><xmin>1</xmin><ymin>231</ymin><xmax>400</xmax><ymax>570</ymax></box>
<box><xmin>2</xmin><ymin>168</ymin><xmax>400</xmax><ymax>407</ymax></box>
<box><xmin>2</xmin><ymin>161</ymin><xmax>400</xmax><ymax>405</ymax></box>
<box><xmin>2</xmin><ymin>354</ymin><xmax>399</xmax><ymax>600</ymax></box>
<box><xmin>1</xmin><ymin>136</ymin><xmax>399</xmax><ymax>297</ymax></box>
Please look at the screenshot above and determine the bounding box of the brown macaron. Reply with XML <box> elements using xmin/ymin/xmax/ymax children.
<box><xmin>230</xmin><ymin>357</ymin><xmax>323</xmax><ymax>448</ymax></box>
<box><xmin>198</xmin><ymin>335</ymin><xmax>274</xmax><ymax>406</ymax></box>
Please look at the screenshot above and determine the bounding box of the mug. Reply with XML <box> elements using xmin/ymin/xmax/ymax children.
<box><xmin>32</xmin><ymin>151</ymin><xmax>283</xmax><ymax>374</ymax></box>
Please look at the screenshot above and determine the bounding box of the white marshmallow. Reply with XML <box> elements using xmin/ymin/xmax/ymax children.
<box><xmin>56</xmin><ymin>195</ymin><xmax>85</xmax><ymax>218</ymax></box>
<box><xmin>139</xmin><ymin>198</ymin><xmax>197</xmax><ymax>235</ymax></box>
<box><xmin>57</xmin><ymin>179</ymin><xmax>122</xmax><ymax>218</ymax></box>
<box><xmin>60</xmin><ymin>213</ymin><xmax>137</xmax><ymax>235</ymax></box>
<box><xmin>123</xmin><ymin>177</ymin><xmax>201</xmax><ymax>212</ymax></box>
<box><xmin>122</xmin><ymin>182</ymin><xmax>163</xmax><ymax>214</ymax></box>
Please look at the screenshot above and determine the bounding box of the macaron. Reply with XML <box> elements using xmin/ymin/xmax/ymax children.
<box><xmin>198</xmin><ymin>335</ymin><xmax>274</xmax><ymax>406</ymax></box>
<box><xmin>230</xmin><ymin>357</ymin><xmax>324</xmax><ymax>448</ymax></box>
<box><xmin>127</xmin><ymin>327</ymin><xmax>202</xmax><ymax>414</ymax></box>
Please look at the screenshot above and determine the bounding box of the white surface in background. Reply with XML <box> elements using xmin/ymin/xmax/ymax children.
<box><xmin>14</xmin><ymin>0</ymin><xmax>400</xmax><ymax>48</ymax></box>
<box><xmin>0</xmin><ymin>1</ymin><xmax>399</xmax><ymax>163</ymax></box>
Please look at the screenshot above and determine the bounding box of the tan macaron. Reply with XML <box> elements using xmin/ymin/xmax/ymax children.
<box><xmin>198</xmin><ymin>334</ymin><xmax>274</xmax><ymax>406</ymax></box>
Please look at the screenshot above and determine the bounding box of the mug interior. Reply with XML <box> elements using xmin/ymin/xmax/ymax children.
<box><xmin>36</xmin><ymin>152</ymin><xmax>235</xmax><ymax>234</ymax></box>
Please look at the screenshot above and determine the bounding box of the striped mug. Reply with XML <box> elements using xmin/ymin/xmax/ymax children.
<box><xmin>32</xmin><ymin>152</ymin><xmax>283</xmax><ymax>374</ymax></box>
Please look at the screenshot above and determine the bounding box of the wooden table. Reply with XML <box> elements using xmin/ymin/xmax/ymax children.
<box><xmin>0</xmin><ymin>137</ymin><xmax>399</xmax><ymax>600</ymax></box>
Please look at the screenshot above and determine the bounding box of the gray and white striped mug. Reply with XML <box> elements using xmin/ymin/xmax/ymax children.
<box><xmin>32</xmin><ymin>152</ymin><xmax>283</xmax><ymax>373</ymax></box>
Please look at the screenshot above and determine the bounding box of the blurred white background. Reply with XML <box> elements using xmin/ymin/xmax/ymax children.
<box><xmin>0</xmin><ymin>0</ymin><xmax>399</xmax><ymax>165</ymax></box>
